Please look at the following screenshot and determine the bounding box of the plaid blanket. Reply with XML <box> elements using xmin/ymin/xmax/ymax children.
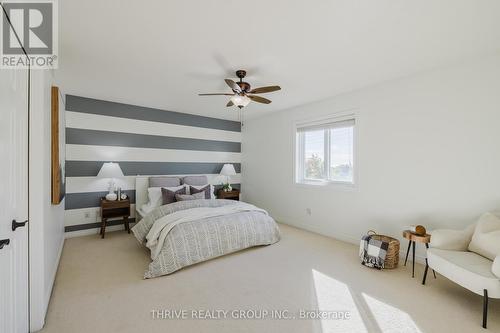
<box><xmin>359</xmin><ymin>234</ymin><xmax>389</xmax><ymax>269</ymax></box>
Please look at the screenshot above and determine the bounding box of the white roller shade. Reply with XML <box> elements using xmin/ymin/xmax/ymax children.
<box><xmin>296</xmin><ymin>118</ymin><xmax>355</xmax><ymax>133</ymax></box>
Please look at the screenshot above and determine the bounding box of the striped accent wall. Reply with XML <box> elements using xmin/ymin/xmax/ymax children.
<box><xmin>65</xmin><ymin>95</ymin><xmax>241</xmax><ymax>237</ymax></box>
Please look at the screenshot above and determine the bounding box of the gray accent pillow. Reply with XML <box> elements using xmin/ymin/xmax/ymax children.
<box><xmin>149</xmin><ymin>176</ymin><xmax>181</xmax><ymax>188</ymax></box>
<box><xmin>182</xmin><ymin>175</ymin><xmax>208</xmax><ymax>186</ymax></box>
<box><xmin>189</xmin><ymin>185</ymin><xmax>211</xmax><ymax>199</ymax></box>
<box><xmin>161</xmin><ymin>186</ymin><xmax>186</xmax><ymax>205</ymax></box>
<box><xmin>175</xmin><ymin>192</ymin><xmax>205</xmax><ymax>201</ymax></box>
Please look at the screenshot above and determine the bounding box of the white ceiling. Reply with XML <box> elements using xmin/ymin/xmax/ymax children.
<box><xmin>58</xmin><ymin>0</ymin><xmax>500</xmax><ymax>121</ymax></box>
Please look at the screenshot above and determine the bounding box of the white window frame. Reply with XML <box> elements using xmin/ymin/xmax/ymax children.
<box><xmin>294</xmin><ymin>112</ymin><xmax>357</xmax><ymax>188</ymax></box>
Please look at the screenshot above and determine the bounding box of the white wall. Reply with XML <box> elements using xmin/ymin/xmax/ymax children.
<box><xmin>29</xmin><ymin>70</ymin><xmax>65</xmax><ymax>331</ymax></box>
<box><xmin>242</xmin><ymin>54</ymin><xmax>500</xmax><ymax>260</ymax></box>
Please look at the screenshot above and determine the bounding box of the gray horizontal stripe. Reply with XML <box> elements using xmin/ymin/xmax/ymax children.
<box><xmin>65</xmin><ymin>184</ymin><xmax>241</xmax><ymax>210</ymax></box>
<box><xmin>66</xmin><ymin>128</ymin><xmax>241</xmax><ymax>152</ymax></box>
<box><xmin>66</xmin><ymin>161</ymin><xmax>241</xmax><ymax>177</ymax></box>
<box><xmin>66</xmin><ymin>95</ymin><xmax>241</xmax><ymax>132</ymax></box>
<box><xmin>65</xmin><ymin>218</ymin><xmax>136</xmax><ymax>233</ymax></box>
<box><xmin>65</xmin><ymin>190</ymin><xmax>136</xmax><ymax>210</ymax></box>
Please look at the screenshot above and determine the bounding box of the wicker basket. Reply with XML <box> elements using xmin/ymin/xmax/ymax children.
<box><xmin>367</xmin><ymin>230</ymin><xmax>400</xmax><ymax>269</ymax></box>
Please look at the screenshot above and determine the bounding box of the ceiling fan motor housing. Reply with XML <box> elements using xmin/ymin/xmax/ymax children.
<box><xmin>235</xmin><ymin>70</ymin><xmax>250</xmax><ymax>92</ymax></box>
<box><xmin>236</xmin><ymin>81</ymin><xmax>250</xmax><ymax>93</ymax></box>
<box><xmin>235</xmin><ymin>70</ymin><xmax>246</xmax><ymax>79</ymax></box>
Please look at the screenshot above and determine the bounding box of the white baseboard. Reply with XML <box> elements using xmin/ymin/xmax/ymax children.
<box><xmin>277</xmin><ymin>220</ymin><xmax>428</xmax><ymax>265</ymax></box>
<box><xmin>30</xmin><ymin>234</ymin><xmax>65</xmax><ymax>332</ymax></box>
<box><xmin>44</xmin><ymin>236</ymin><xmax>64</xmax><ymax>316</ymax></box>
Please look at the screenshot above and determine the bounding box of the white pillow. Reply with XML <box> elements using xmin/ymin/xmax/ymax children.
<box><xmin>430</xmin><ymin>226</ymin><xmax>475</xmax><ymax>251</ymax></box>
<box><xmin>141</xmin><ymin>185</ymin><xmax>186</xmax><ymax>214</ymax></box>
<box><xmin>187</xmin><ymin>184</ymin><xmax>215</xmax><ymax>199</ymax></box>
<box><xmin>468</xmin><ymin>212</ymin><xmax>500</xmax><ymax>260</ymax></box>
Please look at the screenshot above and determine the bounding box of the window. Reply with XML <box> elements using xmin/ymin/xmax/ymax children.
<box><xmin>296</xmin><ymin>117</ymin><xmax>355</xmax><ymax>185</ymax></box>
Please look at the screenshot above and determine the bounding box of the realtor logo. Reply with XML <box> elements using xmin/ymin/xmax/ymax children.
<box><xmin>1</xmin><ymin>0</ymin><xmax>58</xmax><ymax>68</ymax></box>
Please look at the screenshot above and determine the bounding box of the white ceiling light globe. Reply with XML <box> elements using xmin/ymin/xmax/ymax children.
<box><xmin>240</xmin><ymin>95</ymin><xmax>251</xmax><ymax>107</ymax></box>
<box><xmin>230</xmin><ymin>95</ymin><xmax>251</xmax><ymax>107</ymax></box>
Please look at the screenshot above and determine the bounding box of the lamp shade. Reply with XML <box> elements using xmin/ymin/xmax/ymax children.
<box><xmin>220</xmin><ymin>164</ymin><xmax>237</xmax><ymax>176</ymax></box>
<box><xmin>97</xmin><ymin>162</ymin><xmax>124</xmax><ymax>178</ymax></box>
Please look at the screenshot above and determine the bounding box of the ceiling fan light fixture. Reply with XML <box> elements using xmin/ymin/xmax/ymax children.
<box><xmin>198</xmin><ymin>69</ymin><xmax>280</xmax><ymax>109</ymax></box>
<box><xmin>230</xmin><ymin>94</ymin><xmax>251</xmax><ymax>107</ymax></box>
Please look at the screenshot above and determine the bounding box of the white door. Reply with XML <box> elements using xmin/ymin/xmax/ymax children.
<box><xmin>0</xmin><ymin>62</ymin><xmax>30</xmax><ymax>331</ymax></box>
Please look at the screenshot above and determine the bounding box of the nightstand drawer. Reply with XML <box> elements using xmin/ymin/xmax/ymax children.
<box><xmin>217</xmin><ymin>190</ymin><xmax>240</xmax><ymax>200</ymax></box>
<box><xmin>102</xmin><ymin>207</ymin><xmax>130</xmax><ymax>219</ymax></box>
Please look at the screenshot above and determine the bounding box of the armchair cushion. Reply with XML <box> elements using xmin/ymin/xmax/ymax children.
<box><xmin>468</xmin><ymin>212</ymin><xmax>500</xmax><ymax>260</ymax></box>
<box><xmin>493</xmin><ymin>256</ymin><xmax>500</xmax><ymax>279</ymax></box>
<box><xmin>430</xmin><ymin>223</ymin><xmax>475</xmax><ymax>251</ymax></box>
<box><xmin>428</xmin><ymin>248</ymin><xmax>500</xmax><ymax>298</ymax></box>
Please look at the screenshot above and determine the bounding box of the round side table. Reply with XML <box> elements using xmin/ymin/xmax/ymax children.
<box><xmin>402</xmin><ymin>230</ymin><xmax>436</xmax><ymax>279</ymax></box>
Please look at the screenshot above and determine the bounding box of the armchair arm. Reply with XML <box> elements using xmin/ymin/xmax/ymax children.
<box><xmin>492</xmin><ymin>256</ymin><xmax>500</xmax><ymax>279</ymax></box>
<box><xmin>430</xmin><ymin>224</ymin><xmax>475</xmax><ymax>251</ymax></box>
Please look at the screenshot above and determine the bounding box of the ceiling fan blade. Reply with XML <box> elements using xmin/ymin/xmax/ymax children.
<box><xmin>198</xmin><ymin>93</ymin><xmax>234</xmax><ymax>96</ymax></box>
<box><xmin>224</xmin><ymin>79</ymin><xmax>242</xmax><ymax>93</ymax></box>
<box><xmin>226</xmin><ymin>100</ymin><xmax>234</xmax><ymax>107</ymax></box>
<box><xmin>249</xmin><ymin>85</ymin><xmax>281</xmax><ymax>94</ymax></box>
<box><xmin>248</xmin><ymin>95</ymin><xmax>272</xmax><ymax>104</ymax></box>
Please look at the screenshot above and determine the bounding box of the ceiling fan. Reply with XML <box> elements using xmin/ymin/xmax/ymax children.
<box><xmin>198</xmin><ymin>70</ymin><xmax>281</xmax><ymax>109</ymax></box>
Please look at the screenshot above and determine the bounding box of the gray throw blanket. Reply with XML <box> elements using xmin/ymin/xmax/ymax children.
<box><xmin>359</xmin><ymin>234</ymin><xmax>388</xmax><ymax>269</ymax></box>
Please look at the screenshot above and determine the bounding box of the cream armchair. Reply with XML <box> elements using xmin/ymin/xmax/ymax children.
<box><xmin>423</xmin><ymin>216</ymin><xmax>500</xmax><ymax>329</ymax></box>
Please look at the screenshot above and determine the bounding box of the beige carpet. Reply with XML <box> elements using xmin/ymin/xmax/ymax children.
<box><xmin>40</xmin><ymin>224</ymin><xmax>498</xmax><ymax>333</ymax></box>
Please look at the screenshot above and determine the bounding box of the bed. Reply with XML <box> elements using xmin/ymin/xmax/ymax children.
<box><xmin>132</xmin><ymin>176</ymin><xmax>280</xmax><ymax>278</ymax></box>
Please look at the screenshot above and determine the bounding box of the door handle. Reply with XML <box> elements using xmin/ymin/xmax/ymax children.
<box><xmin>0</xmin><ymin>239</ymin><xmax>10</xmax><ymax>249</ymax></box>
<box><xmin>12</xmin><ymin>219</ymin><xmax>28</xmax><ymax>231</ymax></box>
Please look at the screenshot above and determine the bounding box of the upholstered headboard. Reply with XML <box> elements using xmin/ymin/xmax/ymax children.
<box><xmin>149</xmin><ymin>176</ymin><xmax>181</xmax><ymax>188</ymax></box>
<box><xmin>135</xmin><ymin>175</ymin><xmax>213</xmax><ymax>221</ymax></box>
<box><xmin>182</xmin><ymin>175</ymin><xmax>208</xmax><ymax>186</ymax></box>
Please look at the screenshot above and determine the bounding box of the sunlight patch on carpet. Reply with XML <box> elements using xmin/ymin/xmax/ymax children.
<box><xmin>362</xmin><ymin>293</ymin><xmax>422</xmax><ymax>333</ymax></box>
<box><xmin>312</xmin><ymin>269</ymin><xmax>367</xmax><ymax>333</ymax></box>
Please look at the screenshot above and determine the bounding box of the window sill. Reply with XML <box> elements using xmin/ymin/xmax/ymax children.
<box><xmin>295</xmin><ymin>179</ymin><xmax>357</xmax><ymax>191</ymax></box>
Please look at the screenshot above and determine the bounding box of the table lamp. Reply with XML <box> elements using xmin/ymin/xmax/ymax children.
<box><xmin>219</xmin><ymin>164</ymin><xmax>236</xmax><ymax>192</ymax></box>
<box><xmin>97</xmin><ymin>162</ymin><xmax>124</xmax><ymax>200</ymax></box>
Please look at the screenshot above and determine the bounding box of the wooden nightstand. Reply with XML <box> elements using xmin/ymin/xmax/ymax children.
<box><xmin>217</xmin><ymin>189</ymin><xmax>240</xmax><ymax>200</ymax></box>
<box><xmin>100</xmin><ymin>198</ymin><xmax>130</xmax><ymax>239</ymax></box>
